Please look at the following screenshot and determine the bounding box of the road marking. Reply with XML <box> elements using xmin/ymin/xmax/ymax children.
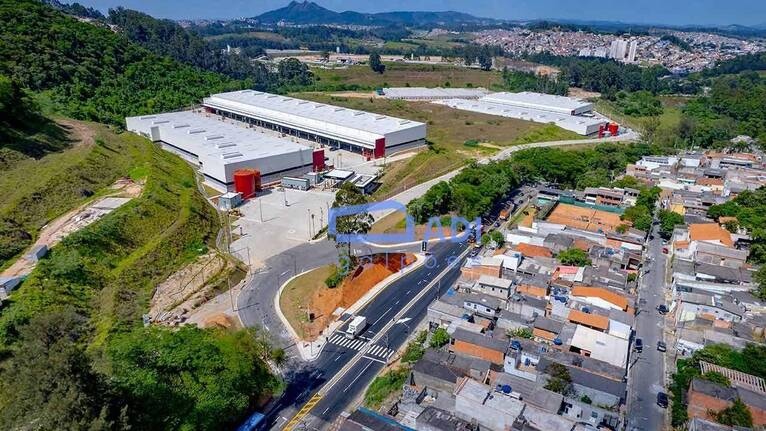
<box><xmin>282</xmin><ymin>393</ymin><xmax>322</xmax><ymax>431</ymax></box>
<box><xmin>362</xmin><ymin>355</ymin><xmax>387</xmax><ymax>364</ymax></box>
<box><xmin>371</xmin><ymin>307</ymin><xmax>392</xmax><ymax>326</ymax></box>
<box><xmin>322</xmin><ymin>407</ymin><xmax>330</xmax><ymax>416</ymax></box>
<box><xmin>343</xmin><ymin>360</ymin><xmax>374</xmax><ymax>393</ymax></box>
<box><xmin>406</xmin><ymin>290</ymin><xmax>411</xmax><ymax>294</ymax></box>
<box><xmin>394</xmin><ymin>299</ymin><xmax>400</xmax><ymax>305</ymax></box>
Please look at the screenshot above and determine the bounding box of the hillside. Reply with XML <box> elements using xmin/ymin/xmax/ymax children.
<box><xmin>255</xmin><ymin>1</ymin><xmax>500</xmax><ymax>26</ymax></box>
<box><xmin>0</xmin><ymin>0</ymin><xmax>244</xmax><ymax>126</ymax></box>
<box><xmin>0</xmin><ymin>2</ymin><xmax>284</xmax><ymax>429</ymax></box>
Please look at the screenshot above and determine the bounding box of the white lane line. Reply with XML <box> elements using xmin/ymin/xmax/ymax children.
<box><xmin>334</xmin><ymin>355</ymin><xmax>341</xmax><ymax>362</ymax></box>
<box><xmin>406</xmin><ymin>290</ymin><xmax>411</xmax><ymax>294</ymax></box>
<box><xmin>371</xmin><ymin>307</ymin><xmax>393</xmax><ymax>326</ymax></box>
<box><xmin>362</xmin><ymin>356</ymin><xmax>387</xmax><ymax>364</ymax></box>
<box><xmin>343</xmin><ymin>360</ymin><xmax>374</xmax><ymax>392</ymax></box>
<box><xmin>394</xmin><ymin>299</ymin><xmax>400</xmax><ymax>305</ymax></box>
<box><xmin>322</xmin><ymin>407</ymin><xmax>330</xmax><ymax>416</ymax></box>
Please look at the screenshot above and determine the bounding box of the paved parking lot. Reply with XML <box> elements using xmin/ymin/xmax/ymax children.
<box><xmin>230</xmin><ymin>187</ymin><xmax>336</xmax><ymax>268</ymax></box>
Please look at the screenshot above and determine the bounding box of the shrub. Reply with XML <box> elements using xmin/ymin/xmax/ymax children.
<box><xmin>429</xmin><ymin>328</ymin><xmax>450</xmax><ymax>348</ymax></box>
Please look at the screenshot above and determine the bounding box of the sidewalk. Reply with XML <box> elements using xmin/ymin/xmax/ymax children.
<box><xmin>273</xmin><ymin>253</ymin><xmax>427</xmax><ymax>361</ymax></box>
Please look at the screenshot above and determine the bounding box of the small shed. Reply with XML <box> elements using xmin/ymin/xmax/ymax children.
<box><xmin>281</xmin><ymin>176</ymin><xmax>310</xmax><ymax>191</ymax></box>
<box><xmin>218</xmin><ymin>192</ymin><xmax>242</xmax><ymax>211</ymax></box>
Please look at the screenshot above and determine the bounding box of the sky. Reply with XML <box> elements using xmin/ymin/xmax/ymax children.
<box><xmin>75</xmin><ymin>0</ymin><xmax>766</xmax><ymax>27</ymax></box>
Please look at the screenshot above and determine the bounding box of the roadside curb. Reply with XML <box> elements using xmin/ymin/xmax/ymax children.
<box><xmin>274</xmin><ymin>252</ymin><xmax>427</xmax><ymax>362</ymax></box>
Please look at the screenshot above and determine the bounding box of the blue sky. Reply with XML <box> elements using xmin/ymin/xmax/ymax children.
<box><xmin>75</xmin><ymin>0</ymin><xmax>765</xmax><ymax>26</ymax></box>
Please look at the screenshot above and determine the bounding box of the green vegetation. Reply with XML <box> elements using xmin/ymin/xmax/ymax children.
<box><xmin>660</xmin><ymin>34</ymin><xmax>691</xmax><ymax>51</ymax></box>
<box><xmin>682</xmin><ymin>72</ymin><xmax>766</xmax><ymax>148</ymax></box>
<box><xmin>324</xmin><ymin>264</ymin><xmax>344</xmax><ymax>288</ymax></box>
<box><xmin>507</xmin><ymin>327</ymin><xmax>533</xmax><ymax>339</ymax></box>
<box><xmin>614</xmin><ymin>90</ymin><xmax>664</xmax><ymax>116</ymax></box>
<box><xmin>401</xmin><ymin>331</ymin><xmax>428</xmax><ymax>363</ymax></box>
<box><xmin>501</xmin><ymin>67</ymin><xmax>568</xmax><ymax>95</ymax></box>
<box><xmin>713</xmin><ymin>398</ymin><xmax>753</xmax><ymax>428</ymax></box>
<box><xmin>480</xmin><ymin>230</ymin><xmax>506</xmax><ymax>247</ymax></box>
<box><xmin>544</xmin><ymin>362</ymin><xmax>573</xmax><ymax>395</ymax></box>
<box><xmin>279</xmin><ymin>264</ymin><xmax>335</xmax><ymax>339</ymax></box>
<box><xmin>369</xmin><ymin>52</ymin><xmax>386</xmax><ymax>74</ymax></box>
<box><xmin>0</xmin><ymin>0</ymin><xmax>246</xmax><ymax>126</ymax></box>
<box><xmin>0</xmin><ymin>126</ymin><xmax>281</xmax><ymax>429</ymax></box>
<box><xmin>511</xmin><ymin>143</ymin><xmax>656</xmax><ymax>190</ymax></box>
<box><xmin>364</xmin><ymin>366</ymin><xmax>410</xmax><ymax>409</ymax></box>
<box><xmin>330</xmin><ymin>182</ymin><xmax>374</xmax><ymax>257</ymax></box>
<box><xmin>621</xmin><ymin>186</ymin><xmax>661</xmax><ymax>231</ymax></box>
<box><xmin>658</xmin><ymin>209</ymin><xmax>685</xmax><ymax>239</ymax></box>
<box><xmin>527</xmin><ymin>54</ymin><xmax>673</xmax><ymax>98</ymax></box>
<box><xmin>429</xmin><ymin>328</ymin><xmax>450</xmax><ymax>348</ymax></box>
<box><xmin>670</xmin><ymin>343</ymin><xmax>766</xmax><ymax>427</ymax></box>
<box><xmin>701</xmin><ymin>371</ymin><xmax>731</xmax><ymax>387</ymax></box>
<box><xmin>557</xmin><ymin>248</ymin><xmax>592</xmax><ymax>266</ymax></box>
<box><xmin>407</xmin><ymin>160</ymin><xmax>519</xmax><ymax>223</ymax></box>
<box><xmin>580</xmin><ymin>395</ymin><xmax>592</xmax><ymax>404</ymax></box>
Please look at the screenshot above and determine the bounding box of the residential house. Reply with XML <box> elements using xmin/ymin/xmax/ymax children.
<box><xmin>568</xmin><ymin>325</ymin><xmax>629</xmax><ymax>369</ymax></box>
<box><xmin>476</xmin><ymin>275</ymin><xmax>514</xmax><ymax>300</ymax></box>
<box><xmin>675</xmin><ymin>292</ymin><xmax>744</xmax><ymax>323</ymax></box>
<box><xmin>570</xmin><ymin>286</ymin><xmax>633</xmax><ymax>313</ymax></box>
<box><xmin>415</xmin><ymin>407</ymin><xmax>474</xmax><ymax>431</ymax></box>
<box><xmin>450</xmin><ymin>328</ymin><xmax>508</xmax><ymax>365</ymax></box>
<box><xmin>454</xmin><ymin>377</ymin><xmax>525</xmax><ymax>431</ymax></box>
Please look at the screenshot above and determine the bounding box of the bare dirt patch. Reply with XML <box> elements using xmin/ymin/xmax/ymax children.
<box><xmin>281</xmin><ymin>253</ymin><xmax>415</xmax><ymax>340</ymax></box>
<box><xmin>148</xmin><ymin>252</ymin><xmax>246</xmax><ymax>327</ymax></box>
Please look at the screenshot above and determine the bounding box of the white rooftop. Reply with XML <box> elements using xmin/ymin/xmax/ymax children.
<box><xmin>482</xmin><ymin>91</ymin><xmax>592</xmax><ymax>114</ymax></box>
<box><xmin>383</xmin><ymin>87</ymin><xmax>489</xmax><ymax>99</ymax></box>
<box><xmin>204</xmin><ymin>90</ymin><xmax>425</xmax><ymax>137</ymax></box>
<box><xmin>126</xmin><ymin>110</ymin><xmax>310</xmax><ymax>163</ymax></box>
<box><xmin>570</xmin><ymin>325</ymin><xmax>629</xmax><ymax>368</ymax></box>
<box><xmin>433</xmin><ymin>98</ymin><xmax>605</xmax><ymax>135</ymax></box>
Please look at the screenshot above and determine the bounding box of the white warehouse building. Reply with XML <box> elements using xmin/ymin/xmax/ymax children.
<box><xmin>482</xmin><ymin>91</ymin><xmax>594</xmax><ymax>116</ymax></box>
<box><xmin>125</xmin><ymin>110</ymin><xmax>314</xmax><ymax>191</ymax></box>
<box><xmin>382</xmin><ymin>87</ymin><xmax>489</xmax><ymax>100</ymax></box>
<box><xmin>202</xmin><ymin>90</ymin><xmax>427</xmax><ymax>158</ymax></box>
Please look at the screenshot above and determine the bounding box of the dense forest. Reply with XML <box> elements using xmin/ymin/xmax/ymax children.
<box><xmin>681</xmin><ymin>72</ymin><xmax>766</xmax><ymax>148</ymax></box>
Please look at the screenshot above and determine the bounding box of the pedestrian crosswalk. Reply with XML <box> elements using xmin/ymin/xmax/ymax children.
<box><xmin>327</xmin><ymin>334</ymin><xmax>367</xmax><ymax>351</ymax></box>
<box><xmin>366</xmin><ymin>344</ymin><xmax>395</xmax><ymax>361</ymax></box>
<box><xmin>326</xmin><ymin>334</ymin><xmax>396</xmax><ymax>360</ymax></box>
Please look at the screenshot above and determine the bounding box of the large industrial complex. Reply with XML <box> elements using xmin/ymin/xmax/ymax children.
<box><xmin>202</xmin><ymin>90</ymin><xmax>427</xmax><ymax>158</ymax></box>
<box><xmin>126</xmin><ymin>90</ymin><xmax>428</xmax><ymax>192</ymax></box>
<box><xmin>434</xmin><ymin>91</ymin><xmax>608</xmax><ymax>135</ymax></box>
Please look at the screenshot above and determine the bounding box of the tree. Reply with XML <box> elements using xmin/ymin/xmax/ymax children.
<box><xmin>330</xmin><ymin>182</ymin><xmax>374</xmax><ymax>257</ymax></box>
<box><xmin>713</xmin><ymin>398</ymin><xmax>753</xmax><ymax>428</ymax></box>
<box><xmin>429</xmin><ymin>328</ymin><xmax>450</xmax><ymax>348</ymax></box>
<box><xmin>0</xmin><ymin>310</ymin><xmax>121</xmax><ymax>430</ymax></box>
<box><xmin>558</xmin><ymin>248</ymin><xmax>592</xmax><ymax>266</ymax></box>
<box><xmin>658</xmin><ymin>209</ymin><xmax>685</xmax><ymax>239</ymax></box>
<box><xmin>477</xmin><ymin>46</ymin><xmax>493</xmax><ymax>71</ymax></box>
<box><xmin>507</xmin><ymin>327</ymin><xmax>533</xmax><ymax>339</ymax></box>
<box><xmin>544</xmin><ymin>363</ymin><xmax>573</xmax><ymax>395</ymax></box>
<box><xmin>622</xmin><ymin>205</ymin><xmax>653</xmax><ymax>232</ymax></box>
<box><xmin>369</xmin><ymin>52</ymin><xmax>385</xmax><ymax>74</ymax></box>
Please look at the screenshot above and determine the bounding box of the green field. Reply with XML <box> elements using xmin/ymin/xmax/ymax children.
<box><xmin>296</xmin><ymin>93</ymin><xmax>581</xmax><ymax>197</ymax></box>
<box><xmin>310</xmin><ymin>63</ymin><xmax>505</xmax><ymax>90</ymax></box>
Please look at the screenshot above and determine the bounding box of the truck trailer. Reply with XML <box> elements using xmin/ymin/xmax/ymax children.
<box><xmin>346</xmin><ymin>316</ymin><xmax>367</xmax><ymax>339</ymax></box>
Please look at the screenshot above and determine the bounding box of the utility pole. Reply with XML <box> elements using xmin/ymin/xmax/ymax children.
<box><xmin>259</xmin><ymin>198</ymin><xmax>263</xmax><ymax>222</ymax></box>
<box><xmin>308</xmin><ymin>209</ymin><xmax>312</xmax><ymax>239</ymax></box>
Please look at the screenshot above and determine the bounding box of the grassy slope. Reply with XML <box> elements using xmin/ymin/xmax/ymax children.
<box><xmin>0</xmin><ymin>120</ymin><xmax>147</xmax><ymax>268</ymax></box>
<box><xmin>296</xmin><ymin>93</ymin><xmax>580</xmax><ymax>197</ymax></box>
<box><xmin>0</xmin><ymin>124</ymin><xmax>219</xmax><ymax>350</ymax></box>
<box><xmin>279</xmin><ymin>265</ymin><xmax>334</xmax><ymax>339</ymax></box>
<box><xmin>310</xmin><ymin>63</ymin><xmax>505</xmax><ymax>90</ymax></box>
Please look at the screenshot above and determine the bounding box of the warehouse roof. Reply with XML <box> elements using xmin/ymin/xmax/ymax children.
<box><xmin>205</xmin><ymin>90</ymin><xmax>426</xmax><ymax>136</ymax></box>
<box><xmin>126</xmin><ymin>111</ymin><xmax>310</xmax><ymax>163</ymax></box>
<box><xmin>383</xmin><ymin>87</ymin><xmax>489</xmax><ymax>99</ymax></box>
<box><xmin>481</xmin><ymin>91</ymin><xmax>592</xmax><ymax>113</ymax></box>
<box><xmin>433</xmin><ymin>98</ymin><xmax>605</xmax><ymax>134</ymax></box>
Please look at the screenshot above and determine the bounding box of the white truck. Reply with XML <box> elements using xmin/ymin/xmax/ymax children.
<box><xmin>345</xmin><ymin>316</ymin><xmax>367</xmax><ymax>339</ymax></box>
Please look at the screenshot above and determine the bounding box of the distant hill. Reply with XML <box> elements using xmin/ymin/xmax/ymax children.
<box><xmin>254</xmin><ymin>1</ymin><xmax>502</xmax><ymax>26</ymax></box>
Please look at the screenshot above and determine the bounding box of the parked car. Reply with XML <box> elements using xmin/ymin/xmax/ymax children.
<box><xmin>657</xmin><ymin>392</ymin><xmax>668</xmax><ymax>408</ymax></box>
<box><xmin>657</xmin><ymin>341</ymin><xmax>667</xmax><ymax>352</ymax></box>
<box><xmin>657</xmin><ymin>304</ymin><xmax>669</xmax><ymax>314</ymax></box>
<box><xmin>635</xmin><ymin>338</ymin><xmax>643</xmax><ymax>352</ymax></box>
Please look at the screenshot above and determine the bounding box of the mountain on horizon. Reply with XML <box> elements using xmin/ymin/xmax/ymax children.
<box><xmin>254</xmin><ymin>1</ymin><xmax>502</xmax><ymax>26</ymax></box>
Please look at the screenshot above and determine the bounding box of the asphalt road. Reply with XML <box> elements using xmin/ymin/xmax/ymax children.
<box><xmin>261</xmin><ymin>240</ymin><xmax>467</xmax><ymax>430</ymax></box>
<box><xmin>627</xmin><ymin>223</ymin><xmax>667</xmax><ymax>431</ymax></box>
